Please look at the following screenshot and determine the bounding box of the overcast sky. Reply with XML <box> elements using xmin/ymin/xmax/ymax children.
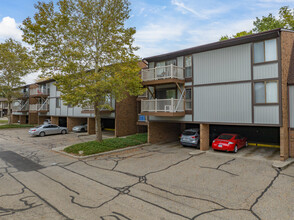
<box><xmin>0</xmin><ymin>0</ymin><xmax>294</xmax><ymax>83</ymax></box>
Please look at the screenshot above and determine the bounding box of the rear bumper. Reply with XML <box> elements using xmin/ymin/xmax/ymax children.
<box><xmin>212</xmin><ymin>143</ymin><xmax>234</xmax><ymax>151</ymax></box>
<box><xmin>180</xmin><ymin>141</ymin><xmax>199</xmax><ymax>147</ymax></box>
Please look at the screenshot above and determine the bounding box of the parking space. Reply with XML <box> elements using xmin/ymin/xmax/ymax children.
<box><xmin>0</xmin><ymin>132</ymin><xmax>292</xmax><ymax>219</ymax></box>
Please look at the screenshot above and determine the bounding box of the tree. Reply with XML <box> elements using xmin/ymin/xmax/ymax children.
<box><xmin>21</xmin><ymin>0</ymin><xmax>144</xmax><ymax>142</ymax></box>
<box><xmin>220</xmin><ymin>31</ymin><xmax>253</xmax><ymax>41</ymax></box>
<box><xmin>220</xmin><ymin>6</ymin><xmax>294</xmax><ymax>41</ymax></box>
<box><xmin>0</xmin><ymin>38</ymin><xmax>35</xmax><ymax>124</ymax></box>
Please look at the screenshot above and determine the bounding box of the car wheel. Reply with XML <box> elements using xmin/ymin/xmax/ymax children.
<box><xmin>61</xmin><ymin>130</ymin><xmax>67</xmax><ymax>134</ymax></box>
<box><xmin>39</xmin><ymin>132</ymin><xmax>45</xmax><ymax>137</ymax></box>
<box><xmin>234</xmin><ymin>145</ymin><xmax>238</xmax><ymax>153</ymax></box>
<box><xmin>245</xmin><ymin>141</ymin><xmax>248</xmax><ymax>147</ymax></box>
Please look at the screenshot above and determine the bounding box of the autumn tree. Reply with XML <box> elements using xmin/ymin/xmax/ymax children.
<box><xmin>0</xmin><ymin>38</ymin><xmax>35</xmax><ymax>124</ymax></box>
<box><xmin>21</xmin><ymin>0</ymin><xmax>144</xmax><ymax>141</ymax></box>
<box><xmin>220</xmin><ymin>6</ymin><xmax>294</xmax><ymax>41</ymax></box>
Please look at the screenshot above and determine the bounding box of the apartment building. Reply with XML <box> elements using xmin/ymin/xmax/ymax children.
<box><xmin>11</xmin><ymin>79</ymin><xmax>142</xmax><ymax>137</ymax></box>
<box><xmin>0</xmin><ymin>98</ymin><xmax>9</xmax><ymax>118</ymax></box>
<box><xmin>141</xmin><ymin>28</ymin><xmax>294</xmax><ymax>161</ymax></box>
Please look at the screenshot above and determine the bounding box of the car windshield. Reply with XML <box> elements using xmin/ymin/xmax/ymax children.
<box><xmin>218</xmin><ymin>134</ymin><xmax>234</xmax><ymax>140</ymax></box>
<box><xmin>182</xmin><ymin>130</ymin><xmax>197</xmax><ymax>136</ymax></box>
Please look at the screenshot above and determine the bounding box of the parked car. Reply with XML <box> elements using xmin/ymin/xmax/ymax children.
<box><xmin>72</xmin><ymin>123</ymin><xmax>87</xmax><ymax>132</ymax></box>
<box><xmin>180</xmin><ymin>128</ymin><xmax>200</xmax><ymax>148</ymax></box>
<box><xmin>212</xmin><ymin>133</ymin><xmax>248</xmax><ymax>153</ymax></box>
<box><xmin>29</xmin><ymin>124</ymin><xmax>68</xmax><ymax>137</ymax></box>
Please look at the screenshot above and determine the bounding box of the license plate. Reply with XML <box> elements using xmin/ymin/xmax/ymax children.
<box><xmin>183</xmin><ymin>138</ymin><xmax>189</xmax><ymax>142</ymax></box>
<box><xmin>218</xmin><ymin>144</ymin><xmax>222</xmax><ymax>147</ymax></box>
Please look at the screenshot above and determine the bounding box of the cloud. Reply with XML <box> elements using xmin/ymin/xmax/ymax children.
<box><xmin>135</xmin><ymin>22</ymin><xmax>187</xmax><ymax>43</ymax></box>
<box><xmin>0</xmin><ymin>17</ymin><xmax>22</xmax><ymax>41</ymax></box>
<box><xmin>171</xmin><ymin>0</ymin><xmax>206</xmax><ymax>19</ymax></box>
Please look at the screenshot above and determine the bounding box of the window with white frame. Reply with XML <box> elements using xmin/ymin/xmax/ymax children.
<box><xmin>254</xmin><ymin>81</ymin><xmax>278</xmax><ymax>104</ymax></box>
<box><xmin>185</xmin><ymin>88</ymin><xmax>192</xmax><ymax>110</ymax></box>
<box><xmin>185</xmin><ymin>55</ymin><xmax>192</xmax><ymax>78</ymax></box>
<box><xmin>253</xmin><ymin>39</ymin><xmax>277</xmax><ymax>63</ymax></box>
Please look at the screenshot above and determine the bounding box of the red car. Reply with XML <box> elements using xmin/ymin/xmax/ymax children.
<box><xmin>212</xmin><ymin>133</ymin><xmax>248</xmax><ymax>153</ymax></box>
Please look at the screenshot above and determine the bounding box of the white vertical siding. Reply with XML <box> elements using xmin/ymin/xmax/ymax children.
<box><xmin>194</xmin><ymin>83</ymin><xmax>252</xmax><ymax>123</ymax></box>
<box><xmin>149</xmin><ymin>115</ymin><xmax>192</xmax><ymax>122</ymax></box>
<box><xmin>254</xmin><ymin>106</ymin><xmax>279</xmax><ymax>124</ymax></box>
<box><xmin>193</xmin><ymin>44</ymin><xmax>251</xmax><ymax>85</ymax></box>
<box><xmin>253</xmin><ymin>63</ymin><xmax>278</xmax><ymax>80</ymax></box>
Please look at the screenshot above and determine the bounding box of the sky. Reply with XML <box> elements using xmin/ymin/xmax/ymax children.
<box><xmin>0</xmin><ymin>0</ymin><xmax>294</xmax><ymax>83</ymax></box>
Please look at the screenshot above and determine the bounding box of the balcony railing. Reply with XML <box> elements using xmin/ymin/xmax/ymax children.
<box><xmin>12</xmin><ymin>102</ymin><xmax>29</xmax><ymax>112</ymax></box>
<box><xmin>141</xmin><ymin>98</ymin><xmax>184</xmax><ymax>113</ymax></box>
<box><xmin>30</xmin><ymin>103</ymin><xmax>49</xmax><ymax>111</ymax></box>
<box><xmin>30</xmin><ymin>88</ymin><xmax>49</xmax><ymax>96</ymax></box>
<box><xmin>82</xmin><ymin>102</ymin><xmax>115</xmax><ymax>111</ymax></box>
<box><xmin>141</xmin><ymin>64</ymin><xmax>184</xmax><ymax>82</ymax></box>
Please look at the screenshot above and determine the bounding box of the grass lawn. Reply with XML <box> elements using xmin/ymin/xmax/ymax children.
<box><xmin>0</xmin><ymin>120</ymin><xmax>8</xmax><ymax>124</ymax></box>
<box><xmin>64</xmin><ymin>133</ymin><xmax>147</xmax><ymax>156</ymax></box>
<box><xmin>0</xmin><ymin>124</ymin><xmax>34</xmax><ymax>129</ymax></box>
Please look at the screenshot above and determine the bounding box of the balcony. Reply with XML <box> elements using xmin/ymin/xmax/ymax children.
<box><xmin>12</xmin><ymin>104</ymin><xmax>29</xmax><ymax>112</ymax></box>
<box><xmin>81</xmin><ymin>102</ymin><xmax>115</xmax><ymax>113</ymax></box>
<box><xmin>141</xmin><ymin>98</ymin><xmax>185</xmax><ymax>116</ymax></box>
<box><xmin>141</xmin><ymin>64</ymin><xmax>185</xmax><ymax>86</ymax></box>
<box><xmin>30</xmin><ymin>88</ymin><xmax>49</xmax><ymax>97</ymax></box>
<box><xmin>29</xmin><ymin>103</ymin><xmax>49</xmax><ymax>112</ymax></box>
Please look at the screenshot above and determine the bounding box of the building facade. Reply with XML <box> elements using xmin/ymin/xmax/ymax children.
<box><xmin>141</xmin><ymin>29</ymin><xmax>294</xmax><ymax>161</ymax></box>
<box><xmin>11</xmin><ymin>79</ymin><xmax>144</xmax><ymax>137</ymax></box>
<box><xmin>0</xmin><ymin>98</ymin><xmax>9</xmax><ymax>118</ymax></box>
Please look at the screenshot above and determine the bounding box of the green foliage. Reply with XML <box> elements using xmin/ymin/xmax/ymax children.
<box><xmin>21</xmin><ymin>0</ymin><xmax>144</xmax><ymax>141</ymax></box>
<box><xmin>220</xmin><ymin>6</ymin><xmax>294</xmax><ymax>41</ymax></box>
<box><xmin>0</xmin><ymin>124</ymin><xmax>34</xmax><ymax>129</ymax></box>
<box><xmin>0</xmin><ymin>38</ymin><xmax>35</xmax><ymax>124</ymax></box>
<box><xmin>220</xmin><ymin>31</ymin><xmax>253</xmax><ymax>41</ymax></box>
<box><xmin>64</xmin><ymin>133</ymin><xmax>147</xmax><ymax>155</ymax></box>
<box><xmin>0</xmin><ymin>120</ymin><xmax>8</xmax><ymax>124</ymax></box>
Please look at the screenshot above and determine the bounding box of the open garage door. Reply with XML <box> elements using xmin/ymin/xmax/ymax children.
<box><xmin>209</xmin><ymin>125</ymin><xmax>280</xmax><ymax>146</ymax></box>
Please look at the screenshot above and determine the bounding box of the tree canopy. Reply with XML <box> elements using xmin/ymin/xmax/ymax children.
<box><xmin>220</xmin><ymin>6</ymin><xmax>294</xmax><ymax>41</ymax></box>
<box><xmin>21</xmin><ymin>0</ymin><xmax>144</xmax><ymax>141</ymax></box>
<box><xmin>0</xmin><ymin>38</ymin><xmax>35</xmax><ymax>124</ymax></box>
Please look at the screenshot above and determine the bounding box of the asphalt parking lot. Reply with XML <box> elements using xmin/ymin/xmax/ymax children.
<box><xmin>0</xmin><ymin>128</ymin><xmax>293</xmax><ymax>219</ymax></box>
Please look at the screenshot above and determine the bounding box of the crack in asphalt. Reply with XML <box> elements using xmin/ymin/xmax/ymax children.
<box><xmin>0</xmin><ymin>132</ymin><xmax>290</xmax><ymax>219</ymax></box>
<box><xmin>200</xmin><ymin>158</ymin><xmax>239</xmax><ymax>176</ymax></box>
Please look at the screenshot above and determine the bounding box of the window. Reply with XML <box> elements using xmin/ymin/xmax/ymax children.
<box><xmin>254</xmin><ymin>81</ymin><xmax>278</xmax><ymax>104</ymax></box>
<box><xmin>253</xmin><ymin>39</ymin><xmax>277</xmax><ymax>63</ymax></box>
<box><xmin>184</xmin><ymin>55</ymin><xmax>192</xmax><ymax>78</ymax></box>
<box><xmin>185</xmin><ymin>88</ymin><xmax>192</xmax><ymax>110</ymax></box>
<box><xmin>56</xmin><ymin>98</ymin><xmax>61</xmax><ymax>108</ymax></box>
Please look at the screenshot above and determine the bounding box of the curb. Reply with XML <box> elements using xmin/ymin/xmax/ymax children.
<box><xmin>272</xmin><ymin>158</ymin><xmax>294</xmax><ymax>170</ymax></box>
<box><xmin>51</xmin><ymin>143</ymin><xmax>151</xmax><ymax>159</ymax></box>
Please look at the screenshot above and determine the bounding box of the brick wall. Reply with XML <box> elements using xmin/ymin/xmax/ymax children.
<box><xmin>67</xmin><ymin>117</ymin><xmax>87</xmax><ymax>131</ymax></box>
<box><xmin>280</xmin><ymin>31</ymin><xmax>294</xmax><ymax>160</ymax></box>
<box><xmin>148</xmin><ymin>122</ymin><xmax>181</xmax><ymax>144</ymax></box>
<box><xmin>115</xmin><ymin>95</ymin><xmax>138</xmax><ymax>137</ymax></box>
<box><xmin>38</xmin><ymin>116</ymin><xmax>50</xmax><ymax>125</ymax></box>
<box><xmin>51</xmin><ymin>116</ymin><xmax>59</xmax><ymax>125</ymax></box>
<box><xmin>19</xmin><ymin>115</ymin><xmax>26</xmax><ymax>124</ymax></box>
<box><xmin>29</xmin><ymin>113</ymin><xmax>38</xmax><ymax>124</ymax></box>
<box><xmin>11</xmin><ymin>115</ymin><xmax>19</xmax><ymax>123</ymax></box>
<box><xmin>87</xmin><ymin>118</ymin><xmax>95</xmax><ymax>135</ymax></box>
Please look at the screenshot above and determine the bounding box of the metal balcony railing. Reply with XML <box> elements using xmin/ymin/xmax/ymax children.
<box><xmin>30</xmin><ymin>103</ymin><xmax>49</xmax><ymax>111</ymax></box>
<box><xmin>30</xmin><ymin>88</ymin><xmax>49</xmax><ymax>96</ymax></box>
<box><xmin>141</xmin><ymin>98</ymin><xmax>184</xmax><ymax>113</ymax></box>
<box><xmin>141</xmin><ymin>64</ymin><xmax>184</xmax><ymax>82</ymax></box>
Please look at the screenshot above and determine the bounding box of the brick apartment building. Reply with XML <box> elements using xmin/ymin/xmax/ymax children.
<box><xmin>0</xmin><ymin>98</ymin><xmax>9</xmax><ymax>118</ymax></box>
<box><xmin>140</xmin><ymin>28</ymin><xmax>294</xmax><ymax>161</ymax></box>
<box><xmin>11</xmin><ymin>62</ymin><xmax>148</xmax><ymax>137</ymax></box>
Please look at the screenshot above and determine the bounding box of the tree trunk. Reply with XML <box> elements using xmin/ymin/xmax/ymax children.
<box><xmin>7</xmin><ymin>101</ymin><xmax>11</xmax><ymax>125</ymax></box>
<box><xmin>94</xmin><ymin>103</ymin><xmax>102</xmax><ymax>142</ymax></box>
